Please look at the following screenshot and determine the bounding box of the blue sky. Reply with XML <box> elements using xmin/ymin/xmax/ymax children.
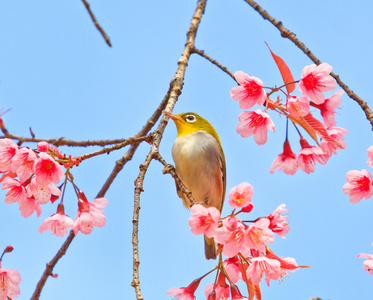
<box><xmin>0</xmin><ymin>1</ymin><xmax>372</xmax><ymax>299</ymax></box>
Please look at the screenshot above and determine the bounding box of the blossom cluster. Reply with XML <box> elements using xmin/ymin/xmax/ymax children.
<box><xmin>230</xmin><ymin>52</ymin><xmax>348</xmax><ymax>175</ymax></box>
<box><xmin>0</xmin><ymin>138</ymin><xmax>107</xmax><ymax>237</ymax></box>
<box><xmin>168</xmin><ymin>182</ymin><xmax>307</xmax><ymax>300</ymax></box>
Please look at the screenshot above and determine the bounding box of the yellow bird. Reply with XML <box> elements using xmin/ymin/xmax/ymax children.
<box><xmin>164</xmin><ymin>111</ymin><xmax>226</xmax><ymax>259</ymax></box>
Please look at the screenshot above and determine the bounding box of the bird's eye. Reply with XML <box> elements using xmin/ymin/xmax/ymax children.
<box><xmin>185</xmin><ymin>115</ymin><xmax>197</xmax><ymax>123</ymax></box>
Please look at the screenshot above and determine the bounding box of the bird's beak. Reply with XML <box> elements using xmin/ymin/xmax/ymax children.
<box><xmin>163</xmin><ymin>110</ymin><xmax>181</xmax><ymax>122</ymax></box>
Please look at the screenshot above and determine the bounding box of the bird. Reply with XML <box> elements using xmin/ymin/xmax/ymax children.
<box><xmin>163</xmin><ymin>111</ymin><xmax>226</xmax><ymax>259</ymax></box>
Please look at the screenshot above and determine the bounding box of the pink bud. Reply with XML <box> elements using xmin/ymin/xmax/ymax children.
<box><xmin>37</xmin><ymin>141</ymin><xmax>49</xmax><ymax>152</ymax></box>
<box><xmin>241</xmin><ymin>203</ymin><xmax>254</xmax><ymax>213</ymax></box>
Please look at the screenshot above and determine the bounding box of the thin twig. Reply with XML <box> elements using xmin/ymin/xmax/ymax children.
<box><xmin>131</xmin><ymin>0</ymin><xmax>208</xmax><ymax>299</ymax></box>
<box><xmin>191</xmin><ymin>46</ymin><xmax>236</xmax><ymax>82</ymax></box>
<box><xmin>81</xmin><ymin>0</ymin><xmax>112</xmax><ymax>47</ymax></box>
<box><xmin>243</xmin><ymin>0</ymin><xmax>373</xmax><ymax>129</ymax></box>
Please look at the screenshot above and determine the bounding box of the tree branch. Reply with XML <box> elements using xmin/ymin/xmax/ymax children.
<box><xmin>243</xmin><ymin>0</ymin><xmax>373</xmax><ymax>129</ymax></box>
<box><xmin>131</xmin><ymin>0</ymin><xmax>208</xmax><ymax>298</ymax></box>
<box><xmin>81</xmin><ymin>0</ymin><xmax>112</xmax><ymax>47</ymax></box>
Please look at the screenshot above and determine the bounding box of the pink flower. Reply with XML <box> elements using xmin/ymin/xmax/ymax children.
<box><xmin>267</xmin><ymin>204</ymin><xmax>289</xmax><ymax>238</ymax></box>
<box><xmin>297</xmin><ymin>138</ymin><xmax>329</xmax><ymax>174</ymax></box>
<box><xmin>1</xmin><ymin>177</ymin><xmax>27</xmax><ymax>204</ymax></box>
<box><xmin>367</xmin><ymin>146</ymin><xmax>373</xmax><ymax>168</ymax></box>
<box><xmin>246</xmin><ymin>256</ymin><xmax>281</xmax><ymax>286</ymax></box>
<box><xmin>286</xmin><ymin>96</ymin><xmax>309</xmax><ymax>118</ymax></box>
<box><xmin>18</xmin><ymin>197</ymin><xmax>42</xmax><ymax>218</ymax></box>
<box><xmin>34</xmin><ymin>152</ymin><xmax>64</xmax><ymax>186</ymax></box>
<box><xmin>0</xmin><ymin>268</ymin><xmax>21</xmax><ymax>300</ymax></box>
<box><xmin>245</xmin><ymin>218</ymin><xmax>275</xmax><ymax>253</ymax></box>
<box><xmin>167</xmin><ymin>279</ymin><xmax>201</xmax><ymax>300</ymax></box>
<box><xmin>214</xmin><ymin>217</ymin><xmax>249</xmax><ymax>258</ymax></box>
<box><xmin>236</xmin><ymin>109</ymin><xmax>275</xmax><ymax>145</ymax></box>
<box><xmin>298</xmin><ymin>63</ymin><xmax>337</xmax><ymax>104</ymax></box>
<box><xmin>343</xmin><ymin>169</ymin><xmax>373</xmax><ymax>204</ymax></box>
<box><xmin>26</xmin><ymin>177</ymin><xmax>61</xmax><ymax>205</ymax></box>
<box><xmin>270</xmin><ymin>140</ymin><xmax>298</xmax><ymax>175</ymax></box>
<box><xmin>204</xmin><ymin>274</ymin><xmax>230</xmax><ymax>300</ymax></box>
<box><xmin>230</xmin><ymin>71</ymin><xmax>267</xmax><ymax>109</ymax></box>
<box><xmin>230</xmin><ymin>285</ymin><xmax>248</xmax><ymax>300</ymax></box>
<box><xmin>313</xmin><ymin>90</ymin><xmax>344</xmax><ymax>127</ymax></box>
<box><xmin>188</xmin><ymin>204</ymin><xmax>220</xmax><ymax>238</ymax></box>
<box><xmin>224</xmin><ymin>256</ymin><xmax>243</xmax><ymax>284</ymax></box>
<box><xmin>38</xmin><ymin>204</ymin><xmax>73</xmax><ymax>237</ymax></box>
<box><xmin>10</xmin><ymin>147</ymin><xmax>37</xmax><ymax>182</ymax></box>
<box><xmin>0</xmin><ymin>139</ymin><xmax>18</xmax><ymax>172</ymax></box>
<box><xmin>73</xmin><ymin>192</ymin><xmax>108</xmax><ymax>235</ymax></box>
<box><xmin>37</xmin><ymin>141</ymin><xmax>49</xmax><ymax>152</ymax></box>
<box><xmin>357</xmin><ymin>252</ymin><xmax>373</xmax><ymax>275</ymax></box>
<box><xmin>320</xmin><ymin>126</ymin><xmax>348</xmax><ymax>156</ymax></box>
<box><xmin>228</xmin><ymin>182</ymin><xmax>253</xmax><ymax>209</ymax></box>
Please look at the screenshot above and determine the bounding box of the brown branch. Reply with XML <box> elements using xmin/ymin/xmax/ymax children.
<box><xmin>191</xmin><ymin>46</ymin><xmax>236</xmax><ymax>82</ymax></box>
<box><xmin>77</xmin><ymin>135</ymin><xmax>151</xmax><ymax>162</ymax></box>
<box><xmin>81</xmin><ymin>0</ymin><xmax>112</xmax><ymax>47</ymax></box>
<box><xmin>2</xmin><ymin>133</ymin><xmax>129</xmax><ymax>147</ymax></box>
<box><xmin>243</xmin><ymin>0</ymin><xmax>373</xmax><ymax>129</ymax></box>
<box><xmin>131</xmin><ymin>0</ymin><xmax>208</xmax><ymax>299</ymax></box>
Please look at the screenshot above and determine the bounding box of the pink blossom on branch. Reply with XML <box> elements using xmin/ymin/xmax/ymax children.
<box><xmin>236</xmin><ymin>109</ymin><xmax>275</xmax><ymax>145</ymax></box>
<box><xmin>34</xmin><ymin>152</ymin><xmax>64</xmax><ymax>186</ymax></box>
<box><xmin>1</xmin><ymin>177</ymin><xmax>27</xmax><ymax>204</ymax></box>
<box><xmin>73</xmin><ymin>191</ymin><xmax>108</xmax><ymax>235</ymax></box>
<box><xmin>286</xmin><ymin>95</ymin><xmax>309</xmax><ymax>118</ymax></box>
<box><xmin>343</xmin><ymin>169</ymin><xmax>373</xmax><ymax>204</ymax></box>
<box><xmin>298</xmin><ymin>62</ymin><xmax>337</xmax><ymax>104</ymax></box>
<box><xmin>270</xmin><ymin>140</ymin><xmax>298</xmax><ymax>175</ymax></box>
<box><xmin>228</xmin><ymin>182</ymin><xmax>254</xmax><ymax>209</ymax></box>
<box><xmin>188</xmin><ymin>204</ymin><xmax>220</xmax><ymax>238</ymax></box>
<box><xmin>245</xmin><ymin>256</ymin><xmax>281</xmax><ymax>286</ymax></box>
<box><xmin>245</xmin><ymin>218</ymin><xmax>275</xmax><ymax>253</ymax></box>
<box><xmin>167</xmin><ymin>278</ymin><xmax>201</xmax><ymax>300</ymax></box>
<box><xmin>0</xmin><ymin>138</ymin><xmax>18</xmax><ymax>172</ymax></box>
<box><xmin>230</xmin><ymin>71</ymin><xmax>267</xmax><ymax>109</ymax></box>
<box><xmin>26</xmin><ymin>177</ymin><xmax>61</xmax><ymax>205</ymax></box>
<box><xmin>38</xmin><ymin>204</ymin><xmax>73</xmax><ymax>237</ymax></box>
<box><xmin>320</xmin><ymin>126</ymin><xmax>348</xmax><ymax>156</ymax></box>
<box><xmin>18</xmin><ymin>197</ymin><xmax>42</xmax><ymax>218</ymax></box>
<box><xmin>0</xmin><ymin>267</ymin><xmax>21</xmax><ymax>299</ymax></box>
<box><xmin>37</xmin><ymin>141</ymin><xmax>49</xmax><ymax>152</ymax></box>
<box><xmin>267</xmin><ymin>204</ymin><xmax>290</xmax><ymax>238</ymax></box>
<box><xmin>204</xmin><ymin>273</ymin><xmax>230</xmax><ymax>300</ymax></box>
<box><xmin>10</xmin><ymin>147</ymin><xmax>37</xmax><ymax>182</ymax></box>
<box><xmin>313</xmin><ymin>89</ymin><xmax>344</xmax><ymax>127</ymax></box>
<box><xmin>297</xmin><ymin>138</ymin><xmax>329</xmax><ymax>174</ymax></box>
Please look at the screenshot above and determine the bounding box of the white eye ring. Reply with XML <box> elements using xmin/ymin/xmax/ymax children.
<box><xmin>185</xmin><ymin>115</ymin><xmax>197</xmax><ymax>123</ymax></box>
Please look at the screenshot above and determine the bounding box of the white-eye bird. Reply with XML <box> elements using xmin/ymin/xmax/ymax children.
<box><xmin>164</xmin><ymin>111</ymin><xmax>226</xmax><ymax>259</ymax></box>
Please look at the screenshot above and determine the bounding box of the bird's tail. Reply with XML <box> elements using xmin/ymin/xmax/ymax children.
<box><xmin>204</xmin><ymin>235</ymin><xmax>217</xmax><ymax>260</ymax></box>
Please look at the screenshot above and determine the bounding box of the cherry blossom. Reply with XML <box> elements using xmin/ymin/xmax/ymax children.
<box><xmin>18</xmin><ymin>197</ymin><xmax>42</xmax><ymax>218</ymax></box>
<box><xmin>204</xmin><ymin>274</ymin><xmax>230</xmax><ymax>300</ymax></box>
<box><xmin>320</xmin><ymin>126</ymin><xmax>348</xmax><ymax>156</ymax></box>
<box><xmin>214</xmin><ymin>217</ymin><xmax>249</xmax><ymax>258</ymax></box>
<box><xmin>167</xmin><ymin>279</ymin><xmax>201</xmax><ymax>300</ymax></box>
<box><xmin>286</xmin><ymin>95</ymin><xmax>309</xmax><ymax>118</ymax></box>
<box><xmin>267</xmin><ymin>204</ymin><xmax>289</xmax><ymax>238</ymax></box>
<box><xmin>343</xmin><ymin>169</ymin><xmax>373</xmax><ymax>204</ymax></box>
<box><xmin>367</xmin><ymin>145</ymin><xmax>373</xmax><ymax>168</ymax></box>
<box><xmin>39</xmin><ymin>204</ymin><xmax>73</xmax><ymax>237</ymax></box>
<box><xmin>0</xmin><ymin>267</ymin><xmax>21</xmax><ymax>300</ymax></box>
<box><xmin>73</xmin><ymin>192</ymin><xmax>108</xmax><ymax>235</ymax></box>
<box><xmin>223</xmin><ymin>256</ymin><xmax>242</xmax><ymax>284</ymax></box>
<box><xmin>10</xmin><ymin>147</ymin><xmax>37</xmax><ymax>182</ymax></box>
<box><xmin>188</xmin><ymin>204</ymin><xmax>220</xmax><ymax>238</ymax></box>
<box><xmin>230</xmin><ymin>71</ymin><xmax>267</xmax><ymax>109</ymax></box>
<box><xmin>0</xmin><ymin>139</ymin><xmax>18</xmax><ymax>172</ymax></box>
<box><xmin>298</xmin><ymin>63</ymin><xmax>337</xmax><ymax>104</ymax></box>
<box><xmin>245</xmin><ymin>218</ymin><xmax>275</xmax><ymax>253</ymax></box>
<box><xmin>357</xmin><ymin>252</ymin><xmax>373</xmax><ymax>275</ymax></box>
<box><xmin>228</xmin><ymin>182</ymin><xmax>253</xmax><ymax>209</ymax></box>
<box><xmin>34</xmin><ymin>152</ymin><xmax>64</xmax><ymax>186</ymax></box>
<box><xmin>236</xmin><ymin>109</ymin><xmax>275</xmax><ymax>145</ymax></box>
<box><xmin>27</xmin><ymin>177</ymin><xmax>61</xmax><ymax>205</ymax></box>
<box><xmin>297</xmin><ymin>138</ymin><xmax>329</xmax><ymax>174</ymax></box>
<box><xmin>270</xmin><ymin>140</ymin><xmax>298</xmax><ymax>175</ymax></box>
<box><xmin>1</xmin><ymin>177</ymin><xmax>27</xmax><ymax>204</ymax></box>
<box><xmin>245</xmin><ymin>256</ymin><xmax>281</xmax><ymax>286</ymax></box>
<box><xmin>37</xmin><ymin>141</ymin><xmax>49</xmax><ymax>152</ymax></box>
<box><xmin>313</xmin><ymin>89</ymin><xmax>344</xmax><ymax>127</ymax></box>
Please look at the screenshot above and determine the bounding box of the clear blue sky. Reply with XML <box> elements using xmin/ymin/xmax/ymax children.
<box><xmin>0</xmin><ymin>1</ymin><xmax>372</xmax><ymax>299</ymax></box>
